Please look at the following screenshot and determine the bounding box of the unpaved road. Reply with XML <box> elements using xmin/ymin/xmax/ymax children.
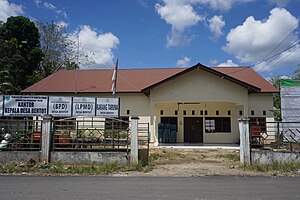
<box><xmin>117</xmin><ymin>148</ymin><xmax>300</xmax><ymax>177</ymax></box>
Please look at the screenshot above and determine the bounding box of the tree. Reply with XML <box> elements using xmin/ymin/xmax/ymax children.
<box><xmin>294</xmin><ymin>64</ymin><xmax>300</xmax><ymax>80</ymax></box>
<box><xmin>37</xmin><ymin>21</ymin><xmax>75</xmax><ymax>77</ymax></box>
<box><xmin>269</xmin><ymin>74</ymin><xmax>281</xmax><ymax>121</ymax></box>
<box><xmin>37</xmin><ymin>21</ymin><xmax>94</xmax><ymax>77</ymax></box>
<box><xmin>0</xmin><ymin>16</ymin><xmax>43</xmax><ymax>93</ymax></box>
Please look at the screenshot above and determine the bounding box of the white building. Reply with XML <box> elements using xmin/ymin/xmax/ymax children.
<box><xmin>23</xmin><ymin>63</ymin><xmax>278</xmax><ymax>144</ymax></box>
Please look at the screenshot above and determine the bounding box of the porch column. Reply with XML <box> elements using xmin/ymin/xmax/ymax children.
<box><xmin>239</xmin><ymin>117</ymin><xmax>250</xmax><ymax>165</ymax></box>
<box><xmin>41</xmin><ymin>115</ymin><xmax>52</xmax><ymax>163</ymax></box>
<box><xmin>130</xmin><ymin>116</ymin><xmax>139</xmax><ymax>163</ymax></box>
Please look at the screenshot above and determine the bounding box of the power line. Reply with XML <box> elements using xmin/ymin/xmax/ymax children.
<box><xmin>254</xmin><ymin>26</ymin><xmax>298</xmax><ymax>67</ymax></box>
<box><xmin>226</xmin><ymin>26</ymin><xmax>299</xmax><ymax>76</ymax></box>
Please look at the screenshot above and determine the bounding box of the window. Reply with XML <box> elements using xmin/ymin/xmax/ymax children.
<box><xmin>239</xmin><ymin>110</ymin><xmax>243</xmax><ymax>116</ymax></box>
<box><xmin>251</xmin><ymin>110</ymin><xmax>255</xmax><ymax>116</ymax></box>
<box><xmin>105</xmin><ymin>116</ymin><xmax>129</xmax><ymax>130</ymax></box>
<box><xmin>200</xmin><ymin>110</ymin><xmax>203</xmax><ymax>115</ymax></box>
<box><xmin>161</xmin><ymin>117</ymin><xmax>178</xmax><ymax>131</ymax></box>
<box><xmin>263</xmin><ymin>110</ymin><xmax>266</xmax><ymax>116</ymax></box>
<box><xmin>126</xmin><ymin>110</ymin><xmax>130</xmax><ymax>115</ymax></box>
<box><xmin>183</xmin><ymin>110</ymin><xmax>186</xmax><ymax>115</ymax></box>
<box><xmin>250</xmin><ymin>117</ymin><xmax>266</xmax><ymax>132</ymax></box>
<box><xmin>175</xmin><ymin>110</ymin><xmax>178</xmax><ymax>115</ymax></box>
<box><xmin>205</xmin><ymin>110</ymin><xmax>208</xmax><ymax>115</ymax></box>
<box><xmin>216</xmin><ymin>110</ymin><xmax>219</xmax><ymax>115</ymax></box>
<box><xmin>205</xmin><ymin>117</ymin><xmax>231</xmax><ymax>133</ymax></box>
<box><xmin>192</xmin><ymin>110</ymin><xmax>195</xmax><ymax>115</ymax></box>
<box><xmin>228</xmin><ymin>110</ymin><xmax>231</xmax><ymax>115</ymax></box>
<box><xmin>160</xmin><ymin>110</ymin><xmax>164</xmax><ymax>115</ymax></box>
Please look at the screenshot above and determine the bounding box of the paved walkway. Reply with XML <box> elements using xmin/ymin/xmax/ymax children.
<box><xmin>154</xmin><ymin>143</ymin><xmax>240</xmax><ymax>150</ymax></box>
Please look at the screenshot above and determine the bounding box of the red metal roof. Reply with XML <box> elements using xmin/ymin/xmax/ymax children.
<box><xmin>22</xmin><ymin>66</ymin><xmax>278</xmax><ymax>94</ymax></box>
<box><xmin>213</xmin><ymin>67</ymin><xmax>278</xmax><ymax>93</ymax></box>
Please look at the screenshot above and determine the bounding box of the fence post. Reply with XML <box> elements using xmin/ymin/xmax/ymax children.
<box><xmin>41</xmin><ymin>115</ymin><xmax>52</xmax><ymax>163</ymax></box>
<box><xmin>239</xmin><ymin>117</ymin><xmax>250</xmax><ymax>165</ymax></box>
<box><xmin>130</xmin><ymin>116</ymin><xmax>139</xmax><ymax>163</ymax></box>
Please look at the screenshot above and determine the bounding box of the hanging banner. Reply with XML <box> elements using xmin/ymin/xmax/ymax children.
<box><xmin>280</xmin><ymin>80</ymin><xmax>300</xmax><ymax>122</ymax></box>
<box><xmin>0</xmin><ymin>95</ymin><xmax>3</xmax><ymax>116</ymax></box>
<box><xmin>3</xmin><ymin>95</ymin><xmax>48</xmax><ymax>116</ymax></box>
<box><xmin>72</xmin><ymin>97</ymin><xmax>95</xmax><ymax>116</ymax></box>
<box><xmin>96</xmin><ymin>98</ymin><xmax>119</xmax><ymax>117</ymax></box>
<box><xmin>48</xmin><ymin>96</ymin><xmax>72</xmax><ymax>117</ymax></box>
<box><xmin>280</xmin><ymin>80</ymin><xmax>300</xmax><ymax>142</ymax></box>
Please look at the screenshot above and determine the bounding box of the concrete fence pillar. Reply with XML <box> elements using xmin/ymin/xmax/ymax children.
<box><xmin>41</xmin><ymin>115</ymin><xmax>52</xmax><ymax>163</ymax></box>
<box><xmin>130</xmin><ymin>116</ymin><xmax>139</xmax><ymax>163</ymax></box>
<box><xmin>239</xmin><ymin>117</ymin><xmax>251</xmax><ymax>165</ymax></box>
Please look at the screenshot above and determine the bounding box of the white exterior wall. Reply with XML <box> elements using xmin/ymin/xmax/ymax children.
<box><xmin>35</xmin><ymin>70</ymin><xmax>275</xmax><ymax>144</ymax></box>
<box><xmin>248</xmin><ymin>93</ymin><xmax>274</xmax><ymax>119</ymax></box>
<box><xmin>149</xmin><ymin>69</ymin><xmax>249</xmax><ymax>144</ymax></box>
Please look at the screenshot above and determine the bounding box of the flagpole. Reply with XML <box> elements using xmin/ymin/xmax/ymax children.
<box><xmin>111</xmin><ymin>59</ymin><xmax>119</xmax><ymax>147</ymax></box>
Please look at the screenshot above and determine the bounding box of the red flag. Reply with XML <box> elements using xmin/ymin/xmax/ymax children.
<box><xmin>111</xmin><ymin>59</ymin><xmax>118</xmax><ymax>95</ymax></box>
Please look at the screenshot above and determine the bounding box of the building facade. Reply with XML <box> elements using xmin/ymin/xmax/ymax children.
<box><xmin>23</xmin><ymin>63</ymin><xmax>278</xmax><ymax>144</ymax></box>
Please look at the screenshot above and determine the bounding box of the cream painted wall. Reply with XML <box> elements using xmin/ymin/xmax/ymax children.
<box><xmin>150</xmin><ymin>69</ymin><xmax>249</xmax><ymax>104</ymax></box>
<box><xmin>155</xmin><ymin>102</ymin><xmax>242</xmax><ymax>143</ymax></box>
<box><xmin>248</xmin><ymin>93</ymin><xmax>274</xmax><ymax>118</ymax></box>
<box><xmin>32</xmin><ymin>70</ymin><xmax>276</xmax><ymax>144</ymax></box>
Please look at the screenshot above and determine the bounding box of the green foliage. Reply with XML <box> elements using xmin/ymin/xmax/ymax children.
<box><xmin>242</xmin><ymin>162</ymin><xmax>300</xmax><ymax>173</ymax></box>
<box><xmin>0</xmin><ymin>16</ymin><xmax>43</xmax><ymax>94</ymax></box>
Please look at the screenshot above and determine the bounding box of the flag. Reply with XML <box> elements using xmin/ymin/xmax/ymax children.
<box><xmin>111</xmin><ymin>59</ymin><xmax>118</xmax><ymax>95</ymax></box>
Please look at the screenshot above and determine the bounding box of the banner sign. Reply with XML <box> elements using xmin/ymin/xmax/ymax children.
<box><xmin>280</xmin><ymin>80</ymin><xmax>300</xmax><ymax>122</ymax></box>
<box><xmin>280</xmin><ymin>80</ymin><xmax>300</xmax><ymax>142</ymax></box>
<box><xmin>72</xmin><ymin>97</ymin><xmax>96</xmax><ymax>116</ymax></box>
<box><xmin>0</xmin><ymin>95</ymin><xmax>3</xmax><ymax>116</ymax></box>
<box><xmin>3</xmin><ymin>95</ymin><xmax>48</xmax><ymax>116</ymax></box>
<box><xmin>96</xmin><ymin>98</ymin><xmax>119</xmax><ymax>117</ymax></box>
<box><xmin>48</xmin><ymin>96</ymin><xmax>72</xmax><ymax>117</ymax></box>
<box><xmin>1</xmin><ymin>95</ymin><xmax>119</xmax><ymax>117</ymax></box>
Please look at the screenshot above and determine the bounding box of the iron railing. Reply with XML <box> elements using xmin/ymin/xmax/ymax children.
<box><xmin>0</xmin><ymin>119</ymin><xmax>42</xmax><ymax>151</ymax></box>
<box><xmin>52</xmin><ymin>118</ymin><xmax>130</xmax><ymax>151</ymax></box>
<box><xmin>250</xmin><ymin>121</ymin><xmax>300</xmax><ymax>152</ymax></box>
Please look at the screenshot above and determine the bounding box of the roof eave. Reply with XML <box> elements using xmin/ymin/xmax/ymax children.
<box><xmin>142</xmin><ymin>63</ymin><xmax>261</xmax><ymax>94</ymax></box>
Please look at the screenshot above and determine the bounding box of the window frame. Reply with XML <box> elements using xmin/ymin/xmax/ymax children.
<box><xmin>205</xmin><ymin>117</ymin><xmax>231</xmax><ymax>133</ymax></box>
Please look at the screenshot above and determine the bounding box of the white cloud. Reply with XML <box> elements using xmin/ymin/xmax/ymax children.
<box><xmin>217</xmin><ymin>60</ymin><xmax>239</xmax><ymax>67</ymax></box>
<box><xmin>56</xmin><ymin>21</ymin><xmax>68</xmax><ymax>28</ymax></box>
<box><xmin>43</xmin><ymin>2</ymin><xmax>67</xmax><ymax>18</ymax></box>
<box><xmin>207</xmin><ymin>15</ymin><xmax>225</xmax><ymax>40</ymax></box>
<box><xmin>177</xmin><ymin>0</ymin><xmax>255</xmax><ymax>11</ymax></box>
<box><xmin>0</xmin><ymin>0</ymin><xmax>24</xmax><ymax>22</ymax></box>
<box><xmin>34</xmin><ymin>0</ymin><xmax>42</xmax><ymax>7</ymax></box>
<box><xmin>155</xmin><ymin>0</ymin><xmax>255</xmax><ymax>47</ymax></box>
<box><xmin>268</xmin><ymin>0</ymin><xmax>290</xmax><ymax>7</ymax></box>
<box><xmin>155</xmin><ymin>1</ymin><xmax>204</xmax><ymax>47</ymax></box>
<box><xmin>176</xmin><ymin>56</ymin><xmax>191</xmax><ymax>68</ymax></box>
<box><xmin>69</xmin><ymin>25</ymin><xmax>120</xmax><ymax>69</ymax></box>
<box><xmin>209</xmin><ymin>59</ymin><xmax>218</xmax><ymax>65</ymax></box>
<box><xmin>223</xmin><ymin>7</ymin><xmax>299</xmax><ymax>72</ymax></box>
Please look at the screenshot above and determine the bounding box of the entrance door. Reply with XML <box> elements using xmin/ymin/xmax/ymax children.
<box><xmin>184</xmin><ymin>117</ymin><xmax>203</xmax><ymax>143</ymax></box>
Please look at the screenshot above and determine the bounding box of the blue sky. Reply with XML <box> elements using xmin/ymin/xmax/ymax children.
<box><xmin>1</xmin><ymin>0</ymin><xmax>300</xmax><ymax>78</ymax></box>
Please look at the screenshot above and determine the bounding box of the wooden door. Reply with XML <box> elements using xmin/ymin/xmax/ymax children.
<box><xmin>184</xmin><ymin>117</ymin><xmax>203</xmax><ymax>143</ymax></box>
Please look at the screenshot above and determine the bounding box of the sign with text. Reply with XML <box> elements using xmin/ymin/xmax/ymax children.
<box><xmin>48</xmin><ymin>96</ymin><xmax>72</xmax><ymax>117</ymax></box>
<box><xmin>4</xmin><ymin>95</ymin><xmax>48</xmax><ymax>116</ymax></box>
<box><xmin>72</xmin><ymin>97</ymin><xmax>95</xmax><ymax>116</ymax></box>
<box><xmin>96</xmin><ymin>98</ymin><xmax>119</xmax><ymax>117</ymax></box>
<box><xmin>0</xmin><ymin>96</ymin><xmax>3</xmax><ymax>116</ymax></box>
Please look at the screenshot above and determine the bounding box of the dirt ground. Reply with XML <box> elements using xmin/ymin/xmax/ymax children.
<box><xmin>115</xmin><ymin>148</ymin><xmax>300</xmax><ymax>177</ymax></box>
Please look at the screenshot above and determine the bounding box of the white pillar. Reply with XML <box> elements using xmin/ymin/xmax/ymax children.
<box><xmin>130</xmin><ymin>116</ymin><xmax>139</xmax><ymax>163</ymax></box>
<box><xmin>41</xmin><ymin>115</ymin><xmax>52</xmax><ymax>163</ymax></box>
<box><xmin>239</xmin><ymin>117</ymin><xmax>250</xmax><ymax>165</ymax></box>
